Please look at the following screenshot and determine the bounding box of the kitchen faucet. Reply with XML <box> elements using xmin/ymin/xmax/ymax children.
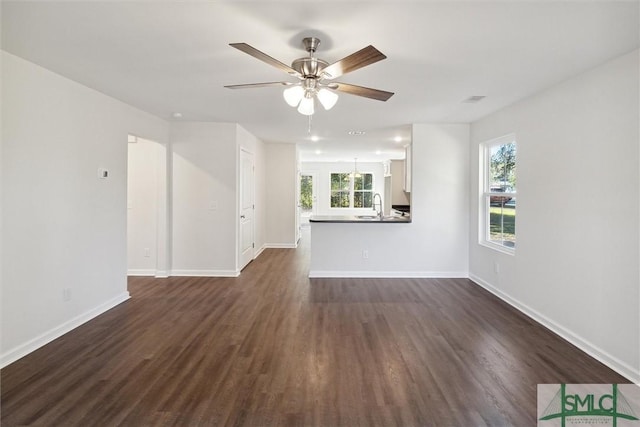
<box><xmin>373</xmin><ymin>193</ymin><xmax>383</xmax><ymax>219</ymax></box>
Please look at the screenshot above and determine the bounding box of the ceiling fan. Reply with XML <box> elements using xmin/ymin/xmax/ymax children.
<box><xmin>224</xmin><ymin>37</ymin><xmax>394</xmax><ymax>116</ymax></box>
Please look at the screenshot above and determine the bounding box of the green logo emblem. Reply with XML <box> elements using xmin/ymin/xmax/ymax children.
<box><xmin>539</xmin><ymin>384</ymin><xmax>639</xmax><ymax>427</ymax></box>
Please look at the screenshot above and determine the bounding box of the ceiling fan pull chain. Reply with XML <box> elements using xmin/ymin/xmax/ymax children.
<box><xmin>307</xmin><ymin>114</ymin><xmax>312</xmax><ymax>134</ymax></box>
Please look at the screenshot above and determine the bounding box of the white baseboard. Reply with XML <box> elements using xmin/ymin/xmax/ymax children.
<box><xmin>171</xmin><ymin>269</ymin><xmax>240</xmax><ymax>277</ymax></box>
<box><xmin>265</xmin><ymin>243</ymin><xmax>298</xmax><ymax>249</ymax></box>
<box><xmin>254</xmin><ymin>244</ymin><xmax>267</xmax><ymax>258</ymax></box>
<box><xmin>127</xmin><ymin>269</ymin><xmax>156</xmax><ymax>276</ymax></box>
<box><xmin>0</xmin><ymin>292</ymin><xmax>130</xmax><ymax>368</ymax></box>
<box><xmin>308</xmin><ymin>270</ymin><xmax>469</xmax><ymax>278</ymax></box>
<box><xmin>128</xmin><ymin>269</ymin><xmax>170</xmax><ymax>278</ymax></box>
<box><xmin>469</xmin><ymin>274</ymin><xmax>640</xmax><ymax>384</ymax></box>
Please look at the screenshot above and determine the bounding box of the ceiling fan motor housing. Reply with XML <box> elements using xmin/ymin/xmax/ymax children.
<box><xmin>291</xmin><ymin>57</ymin><xmax>328</xmax><ymax>78</ymax></box>
<box><xmin>291</xmin><ymin>37</ymin><xmax>328</xmax><ymax>78</ymax></box>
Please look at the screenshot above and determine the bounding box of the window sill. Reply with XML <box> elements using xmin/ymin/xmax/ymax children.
<box><xmin>479</xmin><ymin>240</ymin><xmax>516</xmax><ymax>256</ymax></box>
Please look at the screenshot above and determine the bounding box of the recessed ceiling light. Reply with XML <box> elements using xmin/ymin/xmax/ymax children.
<box><xmin>394</xmin><ymin>136</ymin><xmax>402</xmax><ymax>143</ymax></box>
<box><xmin>172</xmin><ymin>112</ymin><xmax>183</xmax><ymax>118</ymax></box>
<box><xmin>311</xmin><ymin>135</ymin><xmax>319</xmax><ymax>142</ymax></box>
<box><xmin>315</xmin><ymin>150</ymin><xmax>322</xmax><ymax>155</ymax></box>
<box><xmin>463</xmin><ymin>95</ymin><xmax>486</xmax><ymax>103</ymax></box>
<box><xmin>375</xmin><ymin>150</ymin><xmax>382</xmax><ymax>155</ymax></box>
<box><xmin>348</xmin><ymin>130</ymin><xmax>366</xmax><ymax>136</ymax></box>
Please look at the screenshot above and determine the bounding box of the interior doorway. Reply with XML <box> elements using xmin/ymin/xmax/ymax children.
<box><xmin>126</xmin><ymin>135</ymin><xmax>168</xmax><ymax>277</ymax></box>
<box><xmin>239</xmin><ymin>149</ymin><xmax>255</xmax><ymax>271</ymax></box>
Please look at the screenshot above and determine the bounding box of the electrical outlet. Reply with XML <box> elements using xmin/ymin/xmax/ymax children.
<box><xmin>63</xmin><ymin>288</ymin><xmax>71</xmax><ymax>302</ymax></box>
<box><xmin>494</xmin><ymin>261</ymin><xmax>500</xmax><ymax>274</ymax></box>
<box><xmin>144</xmin><ymin>247</ymin><xmax>151</xmax><ymax>258</ymax></box>
<box><xmin>362</xmin><ymin>249</ymin><xmax>369</xmax><ymax>259</ymax></box>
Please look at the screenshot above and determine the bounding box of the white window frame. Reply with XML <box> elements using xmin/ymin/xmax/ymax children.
<box><xmin>329</xmin><ymin>172</ymin><xmax>374</xmax><ymax>209</ymax></box>
<box><xmin>329</xmin><ymin>172</ymin><xmax>351</xmax><ymax>208</ymax></box>
<box><xmin>352</xmin><ymin>173</ymin><xmax>375</xmax><ymax>209</ymax></box>
<box><xmin>479</xmin><ymin>134</ymin><xmax>517</xmax><ymax>255</ymax></box>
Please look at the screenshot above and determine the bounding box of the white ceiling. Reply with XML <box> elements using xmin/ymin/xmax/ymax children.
<box><xmin>2</xmin><ymin>1</ymin><xmax>638</xmax><ymax>162</ymax></box>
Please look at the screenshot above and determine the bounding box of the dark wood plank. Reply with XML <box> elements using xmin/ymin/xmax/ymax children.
<box><xmin>1</xmin><ymin>228</ymin><xmax>629</xmax><ymax>426</ymax></box>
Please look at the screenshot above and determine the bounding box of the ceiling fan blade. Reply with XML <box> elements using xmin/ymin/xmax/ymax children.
<box><xmin>224</xmin><ymin>82</ymin><xmax>294</xmax><ymax>89</ymax></box>
<box><xmin>332</xmin><ymin>82</ymin><xmax>394</xmax><ymax>101</ymax></box>
<box><xmin>321</xmin><ymin>46</ymin><xmax>387</xmax><ymax>80</ymax></box>
<box><xmin>229</xmin><ymin>43</ymin><xmax>301</xmax><ymax>77</ymax></box>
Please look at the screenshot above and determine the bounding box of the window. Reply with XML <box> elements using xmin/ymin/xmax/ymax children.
<box><xmin>330</xmin><ymin>173</ymin><xmax>350</xmax><ymax>208</ymax></box>
<box><xmin>330</xmin><ymin>172</ymin><xmax>374</xmax><ymax>208</ymax></box>
<box><xmin>353</xmin><ymin>174</ymin><xmax>373</xmax><ymax>208</ymax></box>
<box><xmin>481</xmin><ymin>135</ymin><xmax>516</xmax><ymax>252</ymax></box>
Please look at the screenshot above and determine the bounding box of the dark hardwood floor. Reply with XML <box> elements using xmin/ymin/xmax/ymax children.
<box><xmin>1</xmin><ymin>228</ymin><xmax>629</xmax><ymax>426</ymax></box>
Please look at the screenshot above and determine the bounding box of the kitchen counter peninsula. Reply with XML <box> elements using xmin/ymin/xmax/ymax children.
<box><xmin>308</xmin><ymin>213</ymin><xmax>413</xmax><ymax>278</ymax></box>
<box><xmin>309</xmin><ymin>214</ymin><xmax>411</xmax><ymax>223</ymax></box>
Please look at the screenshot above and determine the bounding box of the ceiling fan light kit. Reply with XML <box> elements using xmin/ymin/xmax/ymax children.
<box><xmin>297</xmin><ymin>95</ymin><xmax>315</xmax><ymax>116</ymax></box>
<box><xmin>317</xmin><ymin>88</ymin><xmax>339</xmax><ymax>110</ymax></box>
<box><xmin>225</xmin><ymin>36</ymin><xmax>394</xmax><ymax>118</ymax></box>
<box><xmin>283</xmin><ymin>85</ymin><xmax>304</xmax><ymax>107</ymax></box>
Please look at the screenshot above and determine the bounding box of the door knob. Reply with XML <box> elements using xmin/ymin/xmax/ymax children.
<box><xmin>240</xmin><ymin>215</ymin><xmax>246</xmax><ymax>219</ymax></box>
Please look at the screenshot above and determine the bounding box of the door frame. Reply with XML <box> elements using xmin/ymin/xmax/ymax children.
<box><xmin>238</xmin><ymin>148</ymin><xmax>255</xmax><ymax>271</ymax></box>
<box><xmin>126</xmin><ymin>135</ymin><xmax>169</xmax><ymax>278</ymax></box>
<box><xmin>298</xmin><ymin>171</ymin><xmax>318</xmax><ymax>228</ymax></box>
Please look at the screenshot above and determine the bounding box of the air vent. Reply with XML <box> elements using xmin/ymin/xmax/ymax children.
<box><xmin>463</xmin><ymin>95</ymin><xmax>486</xmax><ymax>103</ymax></box>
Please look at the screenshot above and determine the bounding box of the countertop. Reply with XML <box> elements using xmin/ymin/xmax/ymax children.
<box><xmin>309</xmin><ymin>214</ymin><xmax>411</xmax><ymax>223</ymax></box>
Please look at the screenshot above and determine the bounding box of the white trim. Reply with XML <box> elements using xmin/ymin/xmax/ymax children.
<box><xmin>0</xmin><ymin>292</ymin><xmax>130</xmax><ymax>368</ymax></box>
<box><xmin>478</xmin><ymin>240</ymin><xmax>516</xmax><ymax>256</ymax></box>
<box><xmin>469</xmin><ymin>274</ymin><xmax>640</xmax><ymax>384</ymax></box>
<box><xmin>254</xmin><ymin>243</ymin><xmax>300</xmax><ymax>257</ymax></box>
<box><xmin>170</xmin><ymin>269</ymin><xmax>240</xmax><ymax>277</ymax></box>
<box><xmin>264</xmin><ymin>243</ymin><xmax>298</xmax><ymax>249</ymax></box>
<box><xmin>127</xmin><ymin>269</ymin><xmax>156</xmax><ymax>276</ymax></box>
<box><xmin>309</xmin><ymin>270</ymin><xmax>469</xmax><ymax>279</ymax></box>
<box><xmin>481</xmin><ymin>133</ymin><xmax>517</xmax><ymax>151</ymax></box>
<box><xmin>127</xmin><ymin>269</ymin><xmax>170</xmax><ymax>278</ymax></box>
<box><xmin>254</xmin><ymin>244</ymin><xmax>267</xmax><ymax>258</ymax></box>
<box><xmin>329</xmin><ymin>171</ymin><xmax>375</xmax><ymax>209</ymax></box>
<box><xmin>479</xmin><ymin>134</ymin><xmax>517</xmax><ymax>255</ymax></box>
<box><xmin>238</xmin><ymin>147</ymin><xmax>255</xmax><ymax>272</ymax></box>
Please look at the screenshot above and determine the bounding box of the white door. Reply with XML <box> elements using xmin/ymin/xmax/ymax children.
<box><xmin>239</xmin><ymin>149</ymin><xmax>254</xmax><ymax>270</ymax></box>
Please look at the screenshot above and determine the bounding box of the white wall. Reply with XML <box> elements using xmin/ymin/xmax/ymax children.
<box><xmin>265</xmin><ymin>143</ymin><xmax>297</xmax><ymax>248</ymax></box>
<box><xmin>1</xmin><ymin>52</ymin><xmax>169</xmax><ymax>367</ymax></box>
<box><xmin>169</xmin><ymin>123</ymin><xmax>267</xmax><ymax>275</ymax></box>
<box><xmin>310</xmin><ymin>124</ymin><xmax>469</xmax><ymax>277</ymax></box>
<box><xmin>170</xmin><ymin>122</ymin><xmax>238</xmax><ymax>276</ymax></box>
<box><xmin>127</xmin><ymin>124</ymin><xmax>265</xmax><ymax>277</ymax></box>
<box><xmin>301</xmin><ymin>161</ymin><xmax>385</xmax><ymax>216</ymax></box>
<box><xmin>469</xmin><ymin>49</ymin><xmax>640</xmax><ymax>382</ymax></box>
